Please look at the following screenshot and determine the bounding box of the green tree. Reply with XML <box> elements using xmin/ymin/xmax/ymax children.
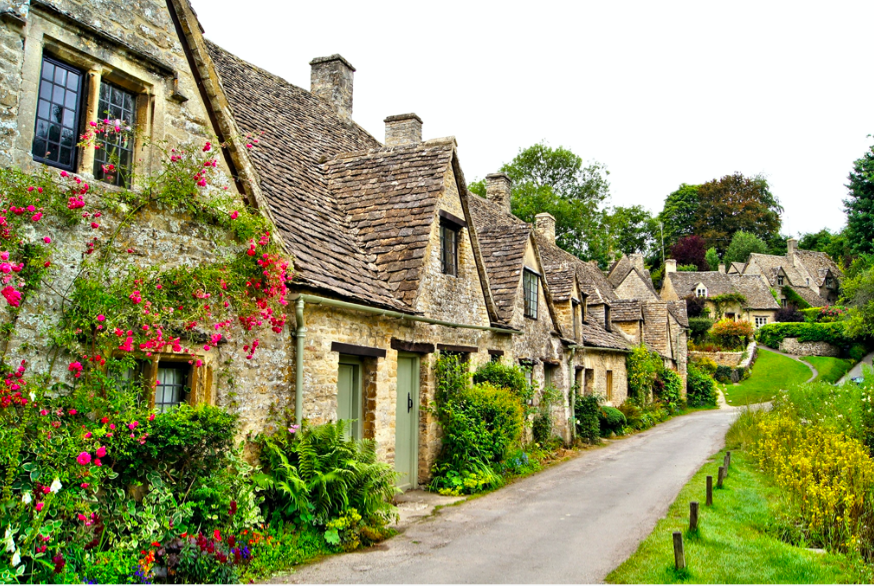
<box><xmin>724</xmin><ymin>230</ymin><xmax>768</xmax><ymax>264</ymax></box>
<box><xmin>799</xmin><ymin>228</ymin><xmax>853</xmax><ymax>267</ymax></box>
<box><xmin>845</xmin><ymin>140</ymin><xmax>874</xmax><ymax>255</ymax></box>
<box><xmin>606</xmin><ymin>205</ymin><xmax>658</xmax><ymax>258</ymax></box>
<box><xmin>843</xmin><ymin>265</ymin><xmax>874</xmax><ymax>337</ymax></box>
<box><xmin>474</xmin><ymin>143</ymin><xmax>612</xmax><ymax>266</ymax></box>
<box><xmin>694</xmin><ymin>173</ymin><xmax>783</xmax><ymax>254</ymax></box>
<box><xmin>705</xmin><ymin>247</ymin><xmax>719</xmax><ymax>271</ymax></box>
<box><xmin>657</xmin><ymin>184</ymin><xmax>699</xmax><ymax>250</ymax></box>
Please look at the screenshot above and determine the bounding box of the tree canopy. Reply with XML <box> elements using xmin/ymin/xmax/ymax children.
<box><xmin>692</xmin><ymin>173</ymin><xmax>783</xmax><ymax>254</ymax></box>
<box><xmin>670</xmin><ymin>235</ymin><xmax>708</xmax><ymax>270</ymax></box>
<box><xmin>844</xmin><ymin>140</ymin><xmax>874</xmax><ymax>255</ymax></box>
<box><xmin>724</xmin><ymin>230</ymin><xmax>768</xmax><ymax>265</ymax></box>
<box><xmin>657</xmin><ymin>183</ymin><xmax>699</xmax><ymax>250</ymax></box>
<box><xmin>705</xmin><ymin>247</ymin><xmax>719</xmax><ymax>272</ymax></box>
<box><xmin>605</xmin><ymin>205</ymin><xmax>659</xmax><ymax>259</ymax></box>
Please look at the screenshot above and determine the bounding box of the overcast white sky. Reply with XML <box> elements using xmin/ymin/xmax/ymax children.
<box><xmin>195</xmin><ymin>1</ymin><xmax>874</xmax><ymax>237</ymax></box>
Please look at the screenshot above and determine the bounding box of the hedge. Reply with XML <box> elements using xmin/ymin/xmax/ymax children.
<box><xmin>755</xmin><ymin>322</ymin><xmax>849</xmax><ymax>349</ymax></box>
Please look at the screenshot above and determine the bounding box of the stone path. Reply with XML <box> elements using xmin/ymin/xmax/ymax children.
<box><xmin>270</xmin><ymin>409</ymin><xmax>737</xmax><ymax>584</ymax></box>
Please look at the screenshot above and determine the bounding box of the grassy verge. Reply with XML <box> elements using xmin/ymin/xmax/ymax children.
<box><xmin>722</xmin><ymin>348</ymin><xmax>811</xmax><ymax>405</ymax></box>
<box><xmin>802</xmin><ymin>355</ymin><xmax>856</xmax><ymax>383</ymax></box>
<box><xmin>607</xmin><ymin>449</ymin><xmax>869</xmax><ymax>584</ymax></box>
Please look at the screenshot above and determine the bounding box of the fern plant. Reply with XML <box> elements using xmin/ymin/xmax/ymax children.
<box><xmin>257</xmin><ymin>421</ymin><xmax>398</xmax><ymax>527</ymax></box>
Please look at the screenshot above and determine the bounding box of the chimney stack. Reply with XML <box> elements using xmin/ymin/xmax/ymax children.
<box><xmin>629</xmin><ymin>253</ymin><xmax>645</xmax><ymax>273</ymax></box>
<box><xmin>485</xmin><ymin>173</ymin><xmax>512</xmax><ymax>213</ymax></box>
<box><xmin>665</xmin><ymin>259</ymin><xmax>677</xmax><ymax>274</ymax></box>
<box><xmin>310</xmin><ymin>54</ymin><xmax>355</xmax><ymax>121</ymax></box>
<box><xmin>384</xmin><ymin>113</ymin><xmax>422</xmax><ymax>146</ymax></box>
<box><xmin>718</xmin><ymin>263</ymin><xmax>726</xmax><ymax>274</ymax></box>
<box><xmin>787</xmin><ymin>237</ymin><xmax>798</xmax><ymax>257</ymax></box>
<box><xmin>535</xmin><ymin>213</ymin><xmax>556</xmax><ymax>244</ymax></box>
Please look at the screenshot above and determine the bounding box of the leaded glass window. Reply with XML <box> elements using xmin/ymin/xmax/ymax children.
<box><xmin>440</xmin><ymin>223</ymin><xmax>458</xmax><ymax>276</ymax></box>
<box><xmin>33</xmin><ymin>57</ymin><xmax>83</xmax><ymax>170</ymax></box>
<box><xmin>94</xmin><ymin>83</ymin><xmax>136</xmax><ymax>187</ymax></box>
<box><xmin>523</xmin><ymin>269</ymin><xmax>538</xmax><ymax>319</ymax></box>
<box><xmin>154</xmin><ymin>363</ymin><xmax>189</xmax><ymax>413</ymax></box>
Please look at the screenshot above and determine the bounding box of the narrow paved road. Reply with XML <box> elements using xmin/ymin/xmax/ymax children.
<box><xmin>838</xmin><ymin>350</ymin><xmax>874</xmax><ymax>385</ymax></box>
<box><xmin>276</xmin><ymin>409</ymin><xmax>737</xmax><ymax>584</ymax></box>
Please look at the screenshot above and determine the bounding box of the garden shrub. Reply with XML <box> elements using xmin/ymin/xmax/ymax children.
<box><xmin>684</xmin><ymin>295</ymin><xmax>709</xmax><ymax>319</ymax></box>
<box><xmin>257</xmin><ymin>420</ymin><xmax>398</xmax><ymax>527</ymax></box>
<box><xmin>850</xmin><ymin>343</ymin><xmax>870</xmax><ymax>362</ymax></box>
<box><xmin>755</xmin><ymin>322</ymin><xmax>850</xmax><ymax>349</ymax></box>
<box><xmin>801</xmin><ymin>305</ymin><xmax>849</xmax><ymax>323</ymax></box>
<box><xmin>688</xmin><ymin>317</ymin><xmax>714</xmax><ymax>343</ymax></box>
<box><xmin>598</xmin><ymin>406</ymin><xmax>626</xmax><ymax>436</ymax></box>
<box><xmin>693</xmin><ymin>356</ymin><xmax>718</xmax><ymax>375</ymax></box>
<box><xmin>574</xmin><ymin>393</ymin><xmax>600</xmax><ymax>445</ymax></box>
<box><xmin>532</xmin><ymin>384</ymin><xmax>562</xmax><ymax>445</ymax></box>
<box><xmin>709</xmin><ymin>318</ymin><xmax>754</xmax><ymax>350</ymax></box>
<box><xmin>775</xmin><ymin>305</ymin><xmax>805</xmax><ymax>322</ymax></box>
<box><xmin>473</xmin><ymin>360</ymin><xmax>535</xmax><ymax>406</ymax></box>
<box><xmin>686</xmin><ymin>364</ymin><xmax>717</xmax><ymax>407</ymax></box>
<box><xmin>714</xmin><ymin>365</ymin><xmax>732</xmax><ymax>383</ymax></box>
<box><xmin>626</xmin><ymin>345</ymin><xmax>661</xmax><ymax>403</ymax></box>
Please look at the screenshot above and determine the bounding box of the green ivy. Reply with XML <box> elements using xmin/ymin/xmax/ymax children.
<box><xmin>755</xmin><ymin>322</ymin><xmax>851</xmax><ymax>348</ymax></box>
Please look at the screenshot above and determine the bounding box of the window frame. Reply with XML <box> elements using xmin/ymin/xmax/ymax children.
<box><xmin>93</xmin><ymin>80</ymin><xmax>138</xmax><ymax>188</ymax></box>
<box><xmin>439</xmin><ymin>222</ymin><xmax>459</xmax><ymax>277</ymax></box>
<box><xmin>523</xmin><ymin>269</ymin><xmax>539</xmax><ymax>320</ymax></box>
<box><xmin>154</xmin><ymin>362</ymin><xmax>191</xmax><ymax>413</ymax></box>
<box><xmin>777</xmin><ymin>275</ymin><xmax>785</xmax><ymax>286</ymax></box>
<box><xmin>571</xmin><ymin>299</ymin><xmax>581</xmax><ymax>340</ymax></box>
<box><xmin>109</xmin><ymin>353</ymin><xmax>205</xmax><ymax>411</ymax></box>
<box><xmin>32</xmin><ymin>55</ymin><xmax>85</xmax><ymax>172</ymax></box>
<box><xmin>754</xmin><ymin>316</ymin><xmax>768</xmax><ymax>328</ymax></box>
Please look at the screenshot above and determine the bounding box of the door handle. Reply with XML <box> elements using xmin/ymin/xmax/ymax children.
<box><xmin>407</xmin><ymin>392</ymin><xmax>413</xmax><ymax>413</ymax></box>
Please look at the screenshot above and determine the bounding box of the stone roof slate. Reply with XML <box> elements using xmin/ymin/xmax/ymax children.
<box><xmin>665</xmin><ymin>271</ymin><xmax>780</xmax><ymax>310</ymax></box>
<box><xmin>611</xmin><ymin>299</ymin><xmax>642</xmax><ymax>322</ymax></box>
<box><xmin>641</xmin><ymin>302</ymin><xmax>670</xmax><ymax>357</ymax></box>
<box><xmin>746</xmin><ymin>253</ymin><xmax>808</xmax><ymax>289</ymax></box>
<box><xmin>728</xmin><ymin>274</ymin><xmax>781</xmax><ymax>310</ymax></box>
<box><xmin>794</xmin><ymin>250</ymin><xmax>844</xmax><ymax>287</ymax></box>
<box><xmin>580</xmin><ymin>321</ymin><xmax>632</xmax><ymax>351</ymax></box>
<box><xmin>534</xmin><ymin>232</ymin><xmax>617</xmax><ymax>305</ymax></box>
<box><xmin>666</xmin><ymin>300</ymin><xmax>689</xmax><ymax>328</ymax></box>
<box><xmin>728</xmin><ymin>262</ymin><xmax>745</xmax><ymax>274</ymax></box>
<box><xmin>608</xmin><ymin>255</ymin><xmax>659</xmax><ymax>297</ymax></box>
<box><xmin>468</xmin><ymin>195</ymin><xmax>532</xmax><ymax>322</ymax></box>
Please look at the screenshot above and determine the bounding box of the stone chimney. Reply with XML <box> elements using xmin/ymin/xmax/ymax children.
<box><xmin>629</xmin><ymin>253</ymin><xmax>645</xmax><ymax>273</ymax></box>
<box><xmin>310</xmin><ymin>54</ymin><xmax>355</xmax><ymax>121</ymax></box>
<box><xmin>485</xmin><ymin>173</ymin><xmax>512</xmax><ymax>213</ymax></box>
<box><xmin>718</xmin><ymin>263</ymin><xmax>726</xmax><ymax>274</ymax></box>
<box><xmin>787</xmin><ymin>237</ymin><xmax>798</xmax><ymax>257</ymax></box>
<box><xmin>535</xmin><ymin>213</ymin><xmax>556</xmax><ymax>243</ymax></box>
<box><xmin>665</xmin><ymin>259</ymin><xmax>677</xmax><ymax>274</ymax></box>
<box><xmin>384</xmin><ymin>113</ymin><xmax>422</xmax><ymax>146</ymax></box>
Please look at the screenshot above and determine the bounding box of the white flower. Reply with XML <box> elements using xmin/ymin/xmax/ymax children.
<box><xmin>11</xmin><ymin>548</ymin><xmax>20</xmax><ymax>567</ymax></box>
<box><xmin>49</xmin><ymin>478</ymin><xmax>62</xmax><ymax>493</ymax></box>
<box><xmin>28</xmin><ymin>392</ymin><xmax>35</xmax><ymax>402</ymax></box>
<box><xmin>21</xmin><ymin>493</ymin><xmax>31</xmax><ymax>505</ymax></box>
<box><xmin>3</xmin><ymin>528</ymin><xmax>13</xmax><ymax>553</ymax></box>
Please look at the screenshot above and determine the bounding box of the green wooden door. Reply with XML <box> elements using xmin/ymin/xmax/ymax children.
<box><xmin>395</xmin><ymin>354</ymin><xmax>420</xmax><ymax>490</ymax></box>
<box><xmin>337</xmin><ymin>356</ymin><xmax>362</xmax><ymax>440</ymax></box>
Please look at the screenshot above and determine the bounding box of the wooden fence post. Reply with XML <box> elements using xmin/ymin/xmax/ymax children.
<box><xmin>717</xmin><ymin>466</ymin><xmax>725</xmax><ymax>488</ymax></box>
<box><xmin>723</xmin><ymin>454</ymin><xmax>729</xmax><ymax>477</ymax></box>
<box><xmin>673</xmin><ymin>531</ymin><xmax>686</xmax><ymax>570</ymax></box>
<box><xmin>726</xmin><ymin>451</ymin><xmax>731</xmax><ymax>468</ymax></box>
<box><xmin>690</xmin><ymin>501</ymin><xmax>699</xmax><ymax>532</ymax></box>
<box><xmin>706</xmin><ymin>475</ymin><xmax>713</xmax><ymax>506</ymax></box>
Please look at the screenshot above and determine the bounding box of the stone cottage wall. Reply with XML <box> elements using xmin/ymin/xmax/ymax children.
<box><xmin>574</xmin><ymin>349</ymin><xmax>628</xmax><ymax>407</ymax></box>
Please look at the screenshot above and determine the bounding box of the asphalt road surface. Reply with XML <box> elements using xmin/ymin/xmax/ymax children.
<box><xmin>278</xmin><ymin>408</ymin><xmax>737</xmax><ymax>584</ymax></box>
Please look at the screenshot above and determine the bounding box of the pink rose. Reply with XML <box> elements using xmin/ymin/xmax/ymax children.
<box><xmin>95</xmin><ymin>446</ymin><xmax>106</xmax><ymax>458</ymax></box>
<box><xmin>35</xmin><ymin>502</ymin><xmax>44</xmax><ymax>512</ymax></box>
<box><xmin>43</xmin><ymin>236</ymin><xmax>51</xmax><ymax>244</ymax></box>
<box><xmin>76</xmin><ymin>452</ymin><xmax>91</xmax><ymax>466</ymax></box>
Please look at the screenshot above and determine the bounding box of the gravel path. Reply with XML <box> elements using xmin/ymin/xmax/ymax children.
<box><xmin>271</xmin><ymin>409</ymin><xmax>737</xmax><ymax>584</ymax></box>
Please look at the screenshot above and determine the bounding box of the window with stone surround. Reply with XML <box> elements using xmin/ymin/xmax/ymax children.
<box><xmin>113</xmin><ymin>356</ymin><xmax>201</xmax><ymax>411</ymax></box>
<box><xmin>523</xmin><ymin>269</ymin><xmax>539</xmax><ymax>319</ymax></box>
<box><xmin>33</xmin><ymin>56</ymin><xmax>84</xmax><ymax>171</ymax></box>
<box><xmin>754</xmin><ymin>316</ymin><xmax>768</xmax><ymax>328</ymax></box>
<box><xmin>777</xmin><ymin>275</ymin><xmax>784</xmax><ymax>286</ymax></box>
<box><xmin>440</xmin><ymin>223</ymin><xmax>458</xmax><ymax>276</ymax></box>
<box><xmin>93</xmin><ymin>82</ymin><xmax>137</xmax><ymax>187</ymax></box>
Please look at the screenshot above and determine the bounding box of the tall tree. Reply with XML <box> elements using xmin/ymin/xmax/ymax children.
<box><xmin>670</xmin><ymin>235</ymin><xmax>708</xmax><ymax>270</ymax></box>
<box><xmin>472</xmin><ymin>143</ymin><xmax>612</xmax><ymax>266</ymax></box>
<box><xmin>798</xmin><ymin>228</ymin><xmax>853</xmax><ymax>268</ymax></box>
<box><xmin>844</xmin><ymin>140</ymin><xmax>874</xmax><ymax>255</ymax></box>
<box><xmin>724</xmin><ymin>230</ymin><xmax>768</xmax><ymax>264</ymax></box>
<box><xmin>606</xmin><ymin>205</ymin><xmax>658</xmax><ymax>258</ymax></box>
<box><xmin>705</xmin><ymin>247</ymin><xmax>719</xmax><ymax>271</ymax></box>
<box><xmin>693</xmin><ymin>173</ymin><xmax>783</xmax><ymax>254</ymax></box>
<box><xmin>657</xmin><ymin>183</ymin><xmax>699</xmax><ymax>250</ymax></box>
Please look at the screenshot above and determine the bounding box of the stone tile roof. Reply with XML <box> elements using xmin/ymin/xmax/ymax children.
<box><xmin>205</xmin><ymin>41</ymin><xmax>407</xmax><ymax>308</ymax></box>
<box><xmin>580</xmin><ymin>321</ymin><xmax>632</xmax><ymax>351</ymax></box>
<box><xmin>641</xmin><ymin>302</ymin><xmax>670</xmax><ymax>357</ymax></box>
<box><xmin>746</xmin><ymin>253</ymin><xmax>808</xmax><ymax>289</ymax></box>
<box><xmin>794</xmin><ymin>286</ymin><xmax>829</xmax><ymax>307</ymax></box>
<box><xmin>607</xmin><ymin>255</ymin><xmax>659</xmax><ymax>297</ymax></box>
<box><xmin>666</xmin><ymin>300</ymin><xmax>689</xmax><ymax>328</ymax></box>
<box><xmin>611</xmin><ymin>299</ymin><xmax>642</xmax><ymax>322</ymax></box>
<box><xmin>324</xmin><ymin>142</ymin><xmax>455</xmax><ymax>307</ymax></box>
<box><xmin>794</xmin><ymin>250</ymin><xmax>844</xmax><ymax>287</ymax></box>
<box><xmin>727</xmin><ymin>275</ymin><xmax>781</xmax><ymax>310</ymax></box>
<box><xmin>534</xmin><ymin>233</ymin><xmax>617</xmax><ymax>305</ymax></box>
<box><xmin>468</xmin><ymin>195</ymin><xmax>533</xmax><ymax>322</ymax></box>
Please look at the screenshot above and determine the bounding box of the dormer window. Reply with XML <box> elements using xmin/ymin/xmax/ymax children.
<box><xmin>696</xmin><ymin>286</ymin><xmax>707</xmax><ymax>298</ymax></box>
<box><xmin>777</xmin><ymin>276</ymin><xmax>784</xmax><ymax>286</ymax></box>
<box><xmin>523</xmin><ymin>269</ymin><xmax>539</xmax><ymax>319</ymax></box>
<box><xmin>438</xmin><ymin>210</ymin><xmax>466</xmax><ymax>277</ymax></box>
<box><xmin>826</xmin><ymin>277</ymin><xmax>835</xmax><ymax>288</ymax></box>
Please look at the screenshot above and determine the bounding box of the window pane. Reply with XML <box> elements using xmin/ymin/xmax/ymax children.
<box><xmin>53</xmin><ymin>66</ymin><xmax>66</xmax><ymax>86</ymax></box>
<box><xmin>37</xmin><ymin>99</ymin><xmax>50</xmax><ymax>120</ymax></box>
<box><xmin>64</xmin><ymin>90</ymin><xmax>77</xmax><ymax>110</ymax></box>
<box><xmin>66</xmin><ymin>72</ymin><xmax>79</xmax><ymax>90</ymax></box>
<box><xmin>41</xmin><ymin>61</ymin><xmax>54</xmax><ymax>81</ymax></box>
<box><xmin>94</xmin><ymin>81</ymin><xmax>137</xmax><ymax>187</ymax></box>
<box><xmin>52</xmin><ymin>84</ymin><xmax>64</xmax><ymax>104</ymax></box>
<box><xmin>33</xmin><ymin>57</ymin><xmax>82</xmax><ymax>171</ymax></box>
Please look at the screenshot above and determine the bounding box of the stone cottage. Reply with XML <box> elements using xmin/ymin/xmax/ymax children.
<box><xmin>660</xmin><ymin>260</ymin><xmax>780</xmax><ymax>327</ymax></box>
<box><xmin>0</xmin><ymin>0</ymin><xmax>294</xmax><ymax>433</ymax></box>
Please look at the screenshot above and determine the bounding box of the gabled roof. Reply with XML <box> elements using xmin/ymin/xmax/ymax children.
<box><xmin>607</xmin><ymin>255</ymin><xmax>659</xmax><ymax>298</ymax></box>
<box><xmin>746</xmin><ymin>253</ymin><xmax>808</xmax><ymax>289</ymax></box>
<box><xmin>641</xmin><ymin>302</ymin><xmax>670</xmax><ymax>357</ymax></box>
<box><xmin>728</xmin><ymin>262</ymin><xmax>745</xmax><ymax>275</ymax></box>
<box><xmin>579</xmin><ymin>321</ymin><xmax>632</xmax><ymax>351</ymax></box>
<box><xmin>794</xmin><ymin>250</ymin><xmax>844</xmax><ymax>287</ymax></box>
<box><xmin>534</xmin><ymin>233</ymin><xmax>617</xmax><ymax>305</ymax></box>
<box><xmin>611</xmin><ymin>299</ymin><xmax>642</xmax><ymax>322</ymax></box>
<box><xmin>728</xmin><ymin>275</ymin><xmax>781</xmax><ymax>310</ymax></box>
<box><xmin>666</xmin><ymin>300</ymin><xmax>689</xmax><ymax>328</ymax></box>
<box><xmin>664</xmin><ymin>271</ymin><xmax>780</xmax><ymax>310</ymax></box>
<box><xmin>793</xmin><ymin>286</ymin><xmax>829</xmax><ymax>308</ymax></box>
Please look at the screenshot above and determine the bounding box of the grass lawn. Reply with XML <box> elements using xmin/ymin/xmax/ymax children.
<box><xmin>803</xmin><ymin>356</ymin><xmax>856</xmax><ymax>384</ymax></box>
<box><xmin>607</xmin><ymin>450</ymin><xmax>869</xmax><ymax>584</ymax></box>
<box><xmin>722</xmin><ymin>348</ymin><xmax>811</xmax><ymax>406</ymax></box>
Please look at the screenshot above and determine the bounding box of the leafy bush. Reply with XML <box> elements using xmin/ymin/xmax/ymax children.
<box><xmin>574</xmin><ymin>393</ymin><xmax>600</xmax><ymax>445</ymax></box>
<box><xmin>755</xmin><ymin>322</ymin><xmax>850</xmax><ymax>349</ymax></box>
<box><xmin>657</xmin><ymin>368</ymin><xmax>683</xmax><ymax>412</ymax></box>
<box><xmin>693</xmin><ymin>356</ymin><xmax>718</xmax><ymax>375</ymax></box>
<box><xmin>258</xmin><ymin>421</ymin><xmax>398</xmax><ymax>527</ymax></box>
<box><xmin>626</xmin><ymin>345</ymin><xmax>662</xmax><ymax>403</ymax></box>
<box><xmin>532</xmin><ymin>384</ymin><xmax>562</xmax><ymax>445</ymax></box>
<box><xmin>775</xmin><ymin>305</ymin><xmax>805</xmax><ymax>322</ymax></box>
<box><xmin>688</xmin><ymin>317</ymin><xmax>714</xmax><ymax>343</ymax></box>
<box><xmin>684</xmin><ymin>295</ymin><xmax>709</xmax><ymax>319</ymax></box>
<box><xmin>473</xmin><ymin>360</ymin><xmax>534</xmax><ymax>406</ymax></box>
<box><xmin>686</xmin><ymin>364</ymin><xmax>718</xmax><ymax>407</ymax></box>
<box><xmin>714</xmin><ymin>365</ymin><xmax>733</xmax><ymax>383</ymax></box>
<box><xmin>598</xmin><ymin>406</ymin><xmax>627</xmax><ymax>436</ymax></box>
<box><xmin>618</xmin><ymin>401</ymin><xmax>669</xmax><ymax>432</ymax></box>
<box><xmin>850</xmin><ymin>343</ymin><xmax>870</xmax><ymax>362</ymax></box>
<box><xmin>710</xmin><ymin>318</ymin><xmax>754</xmax><ymax>350</ymax></box>
<box><xmin>677</xmin><ymin>264</ymin><xmax>699</xmax><ymax>272</ymax></box>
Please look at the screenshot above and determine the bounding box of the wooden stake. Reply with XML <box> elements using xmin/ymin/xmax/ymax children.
<box><xmin>726</xmin><ymin>451</ymin><xmax>731</xmax><ymax>468</ymax></box>
<box><xmin>717</xmin><ymin>466</ymin><xmax>725</xmax><ymax>488</ymax></box>
<box><xmin>673</xmin><ymin>531</ymin><xmax>686</xmax><ymax>570</ymax></box>
<box><xmin>706</xmin><ymin>475</ymin><xmax>713</xmax><ymax>506</ymax></box>
<box><xmin>690</xmin><ymin>501</ymin><xmax>699</xmax><ymax>532</ymax></box>
<box><xmin>723</xmin><ymin>454</ymin><xmax>729</xmax><ymax>477</ymax></box>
